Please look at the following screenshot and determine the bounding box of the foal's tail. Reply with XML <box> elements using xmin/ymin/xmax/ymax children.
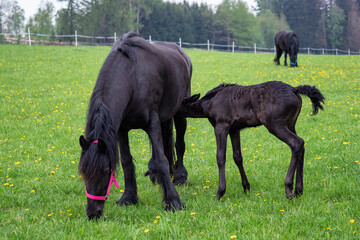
<box><xmin>294</xmin><ymin>85</ymin><xmax>325</xmax><ymax>115</ymax></box>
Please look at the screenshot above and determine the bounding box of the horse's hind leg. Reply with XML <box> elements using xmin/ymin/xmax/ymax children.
<box><xmin>146</xmin><ymin>111</ymin><xmax>183</xmax><ymax>211</ymax></box>
<box><xmin>265</xmin><ymin>124</ymin><xmax>304</xmax><ymax>199</ymax></box>
<box><xmin>173</xmin><ymin>114</ymin><xmax>188</xmax><ymax>185</ymax></box>
<box><xmin>274</xmin><ymin>46</ymin><xmax>282</xmax><ymax>65</ymax></box>
<box><xmin>117</xmin><ymin>128</ymin><xmax>138</xmax><ymax>206</ymax></box>
<box><xmin>229</xmin><ymin>130</ymin><xmax>250</xmax><ymax>193</ymax></box>
<box><xmin>284</xmin><ymin>50</ymin><xmax>288</xmax><ymax>66</ymax></box>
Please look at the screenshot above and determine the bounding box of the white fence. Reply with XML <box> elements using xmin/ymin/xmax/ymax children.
<box><xmin>1</xmin><ymin>30</ymin><xmax>360</xmax><ymax>55</ymax></box>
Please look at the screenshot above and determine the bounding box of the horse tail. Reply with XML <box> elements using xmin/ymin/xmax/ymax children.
<box><xmin>294</xmin><ymin>85</ymin><xmax>325</xmax><ymax>115</ymax></box>
<box><xmin>179</xmin><ymin>94</ymin><xmax>207</xmax><ymax>118</ymax></box>
<box><xmin>162</xmin><ymin>120</ymin><xmax>175</xmax><ymax>176</ymax></box>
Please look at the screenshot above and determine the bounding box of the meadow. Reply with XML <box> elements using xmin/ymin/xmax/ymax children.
<box><xmin>0</xmin><ymin>44</ymin><xmax>359</xmax><ymax>239</ymax></box>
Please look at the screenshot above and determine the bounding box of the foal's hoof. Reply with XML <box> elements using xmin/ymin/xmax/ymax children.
<box><xmin>243</xmin><ymin>183</ymin><xmax>251</xmax><ymax>193</ymax></box>
<box><xmin>286</xmin><ymin>192</ymin><xmax>296</xmax><ymax>200</ymax></box>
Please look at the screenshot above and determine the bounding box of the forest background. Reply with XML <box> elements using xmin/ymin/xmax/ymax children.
<box><xmin>1</xmin><ymin>0</ymin><xmax>360</xmax><ymax>50</ymax></box>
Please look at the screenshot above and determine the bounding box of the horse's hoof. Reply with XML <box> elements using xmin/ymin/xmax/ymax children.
<box><xmin>172</xmin><ymin>176</ymin><xmax>187</xmax><ymax>185</ymax></box>
<box><xmin>117</xmin><ymin>194</ymin><xmax>138</xmax><ymax>206</ymax></box>
<box><xmin>164</xmin><ymin>200</ymin><xmax>184</xmax><ymax>212</ymax></box>
<box><xmin>144</xmin><ymin>170</ymin><xmax>157</xmax><ymax>184</ymax></box>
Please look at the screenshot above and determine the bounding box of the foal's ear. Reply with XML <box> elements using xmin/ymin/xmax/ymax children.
<box><xmin>189</xmin><ymin>94</ymin><xmax>201</xmax><ymax>102</ymax></box>
<box><xmin>79</xmin><ymin>135</ymin><xmax>90</xmax><ymax>151</ymax></box>
<box><xmin>97</xmin><ymin>139</ymin><xmax>107</xmax><ymax>154</ymax></box>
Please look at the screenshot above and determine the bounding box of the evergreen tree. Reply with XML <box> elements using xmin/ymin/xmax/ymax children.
<box><xmin>327</xmin><ymin>3</ymin><xmax>346</xmax><ymax>49</ymax></box>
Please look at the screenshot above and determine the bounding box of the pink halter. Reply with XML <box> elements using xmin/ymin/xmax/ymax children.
<box><xmin>85</xmin><ymin>140</ymin><xmax>119</xmax><ymax>201</ymax></box>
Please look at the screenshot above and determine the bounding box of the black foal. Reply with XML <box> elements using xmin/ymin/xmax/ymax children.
<box><xmin>180</xmin><ymin>81</ymin><xmax>324</xmax><ymax>199</ymax></box>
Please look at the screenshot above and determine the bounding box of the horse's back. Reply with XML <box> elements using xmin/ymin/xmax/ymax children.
<box><xmin>110</xmin><ymin>33</ymin><xmax>192</xmax><ymax>124</ymax></box>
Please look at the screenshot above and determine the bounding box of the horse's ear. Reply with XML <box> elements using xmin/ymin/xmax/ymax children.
<box><xmin>97</xmin><ymin>139</ymin><xmax>107</xmax><ymax>154</ymax></box>
<box><xmin>79</xmin><ymin>135</ymin><xmax>90</xmax><ymax>151</ymax></box>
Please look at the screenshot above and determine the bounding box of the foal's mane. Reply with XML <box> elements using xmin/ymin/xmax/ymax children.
<box><xmin>202</xmin><ymin>83</ymin><xmax>236</xmax><ymax>100</ymax></box>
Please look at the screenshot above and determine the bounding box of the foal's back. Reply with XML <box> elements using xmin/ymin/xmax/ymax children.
<box><xmin>205</xmin><ymin>81</ymin><xmax>302</xmax><ymax>128</ymax></box>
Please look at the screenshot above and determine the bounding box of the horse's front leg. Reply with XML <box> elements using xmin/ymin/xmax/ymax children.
<box><xmin>284</xmin><ymin>50</ymin><xmax>288</xmax><ymax>66</ymax></box>
<box><xmin>173</xmin><ymin>114</ymin><xmax>188</xmax><ymax>185</ymax></box>
<box><xmin>229</xmin><ymin>130</ymin><xmax>250</xmax><ymax>193</ymax></box>
<box><xmin>215</xmin><ymin>123</ymin><xmax>230</xmax><ymax>199</ymax></box>
<box><xmin>146</xmin><ymin>111</ymin><xmax>183</xmax><ymax>211</ymax></box>
<box><xmin>117</xmin><ymin>128</ymin><xmax>138</xmax><ymax>206</ymax></box>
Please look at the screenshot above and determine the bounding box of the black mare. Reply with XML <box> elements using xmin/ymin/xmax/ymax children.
<box><xmin>274</xmin><ymin>31</ymin><xmax>299</xmax><ymax>67</ymax></box>
<box><xmin>180</xmin><ymin>81</ymin><xmax>324</xmax><ymax>200</ymax></box>
<box><xmin>78</xmin><ymin>32</ymin><xmax>192</xmax><ymax>219</ymax></box>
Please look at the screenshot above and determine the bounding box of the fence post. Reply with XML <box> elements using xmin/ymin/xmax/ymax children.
<box><xmin>274</xmin><ymin>45</ymin><xmax>276</xmax><ymax>54</ymax></box>
<box><xmin>322</xmin><ymin>48</ymin><xmax>324</xmax><ymax>55</ymax></box>
<box><xmin>232</xmin><ymin>41</ymin><xmax>234</xmax><ymax>53</ymax></box>
<box><xmin>75</xmin><ymin>30</ymin><xmax>78</xmax><ymax>47</ymax></box>
<box><xmin>179</xmin><ymin>37</ymin><xmax>181</xmax><ymax>48</ymax></box>
<box><xmin>28</xmin><ymin>28</ymin><xmax>31</xmax><ymax>46</ymax></box>
<box><xmin>207</xmin><ymin>40</ymin><xmax>210</xmax><ymax>51</ymax></box>
<box><xmin>336</xmin><ymin>49</ymin><xmax>338</xmax><ymax>55</ymax></box>
<box><xmin>348</xmin><ymin>49</ymin><xmax>350</xmax><ymax>55</ymax></box>
<box><xmin>254</xmin><ymin>43</ymin><xmax>256</xmax><ymax>54</ymax></box>
<box><xmin>114</xmin><ymin>32</ymin><xmax>116</xmax><ymax>45</ymax></box>
<box><xmin>307</xmin><ymin>47</ymin><xmax>310</xmax><ymax>55</ymax></box>
<box><xmin>149</xmin><ymin>35</ymin><xmax>151</xmax><ymax>43</ymax></box>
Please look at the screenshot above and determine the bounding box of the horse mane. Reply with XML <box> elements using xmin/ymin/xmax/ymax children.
<box><xmin>115</xmin><ymin>32</ymin><xmax>155</xmax><ymax>60</ymax></box>
<box><xmin>79</xmin><ymin>89</ymin><xmax>119</xmax><ymax>183</ymax></box>
<box><xmin>202</xmin><ymin>83</ymin><xmax>236</xmax><ymax>100</ymax></box>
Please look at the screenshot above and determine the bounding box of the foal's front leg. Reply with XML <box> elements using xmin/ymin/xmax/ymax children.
<box><xmin>229</xmin><ymin>130</ymin><xmax>250</xmax><ymax>193</ymax></box>
<box><xmin>117</xmin><ymin>129</ymin><xmax>138</xmax><ymax>206</ymax></box>
<box><xmin>284</xmin><ymin>50</ymin><xmax>288</xmax><ymax>66</ymax></box>
<box><xmin>215</xmin><ymin>123</ymin><xmax>230</xmax><ymax>199</ymax></box>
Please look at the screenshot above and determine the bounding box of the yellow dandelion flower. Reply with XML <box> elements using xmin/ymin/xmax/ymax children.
<box><xmin>154</xmin><ymin>220</ymin><xmax>158</xmax><ymax>224</ymax></box>
<box><xmin>190</xmin><ymin>212</ymin><xmax>196</xmax><ymax>216</ymax></box>
<box><xmin>350</xmin><ymin>219</ymin><xmax>355</xmax><ymax>224</ymax></box>
<box><xmin>30</xmin><ymin>190</ymin><xmax>35</xmax><ymax>193</ymax></box>
<box><xmin>230</xmin><ymin>235</ymin><xmax>237</xmax><ymax>239</ymax></box>
<box><xmin>25</xmin><ymin>209</ymin><xmax>29</xmax><ymax>211</ymax></box>
<box><xmin>155</xmin><ymin>216</ymin><xmax>160</xmax><ymax>219</ymax></box>
<box><xmin>280</xmin><ymin>209</ymin><xmax>284</xmax><ymax>212</ymax></box>
<box><xmin>144</xmin><ymin>229</ymin><xmax>150</xmax><ymax>233</ymax></box>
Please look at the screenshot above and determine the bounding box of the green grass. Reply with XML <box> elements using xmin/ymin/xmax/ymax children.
<box><xmin>0</xmin><ymin>45</ymin><xmax>359</xmax><ymax>239</ymax></box>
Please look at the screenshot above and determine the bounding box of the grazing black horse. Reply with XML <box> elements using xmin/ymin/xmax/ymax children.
<box><xmin>180</xmin><ymin>81</ymin><xmax>324</xmax><ymax>200</ymax></box>
<box><xmin>78</xmin><ymin>32</ymin><xmax>192</xmax><ymax>219</ymax></box>
<box><xmin>274</xmin><ymin>31</ymin><xmax>299</xmax><ymax>67</ymax></box>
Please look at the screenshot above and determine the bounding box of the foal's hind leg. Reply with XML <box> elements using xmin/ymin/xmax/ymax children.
<box><xmin>117</xmin><ymin>128</ymin><xmax>138</xmax><ymax>206</ymax></box>
<box><xmin>229</xmin><ymin>130</ymin><xmax>250</xmax><ymax>193</ymax></box>
<box><xmin>289</xmin><ymin>126</ymin><xmax>304</xmax><ymax>197</ymax></box>
<box><xmin>265</xmin><ymin>124</ymin><xmax>304</xmax><ymax>199</ymax></box>
<box><xmin>215</xmin><ymin>123</ymin><xmax>231</xmax><ymax>199</ymax></box>
<box><xmin>172</xmin><ymin>114</ymin><xmax>188</xmax><ymax>185</ymax></box>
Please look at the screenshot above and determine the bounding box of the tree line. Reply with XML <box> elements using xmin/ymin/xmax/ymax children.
<box><xmin>1</xmin><ymin>0</ymin><xmax>360</xmax><ymax>50</ymax></box>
